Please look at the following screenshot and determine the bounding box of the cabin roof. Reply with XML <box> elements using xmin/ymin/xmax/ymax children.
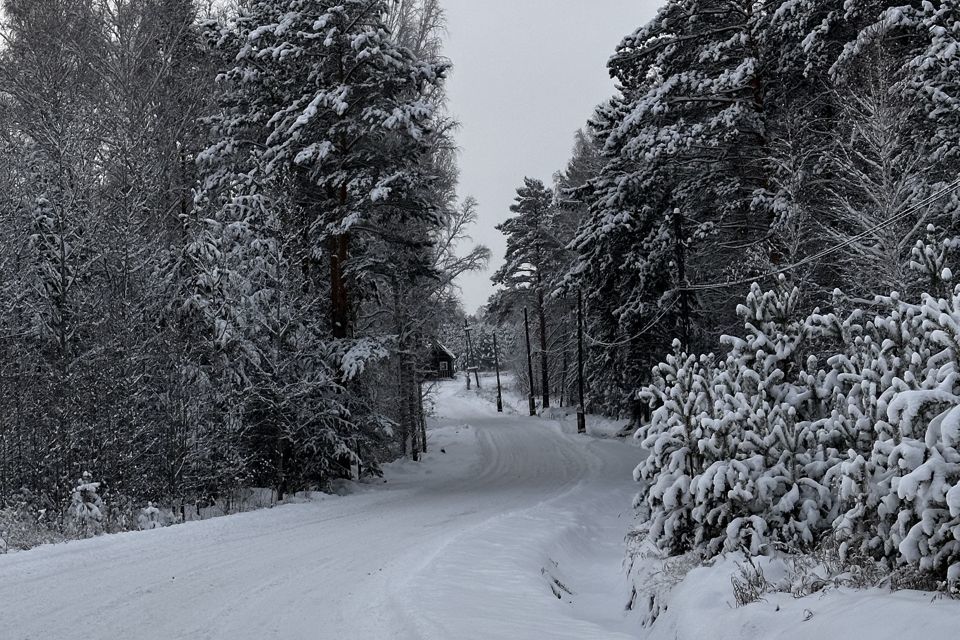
<box><xmin>435</xmin><ymin>342</ymin><xmax>456</xmax><ymax>360</ymax></box>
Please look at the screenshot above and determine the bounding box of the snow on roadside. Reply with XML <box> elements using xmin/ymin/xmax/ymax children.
<box><xmin>631</xmin><ymin>551</ymin><xmax>960</xmax><ymax>640</ymax></box>
<box><xmin>433</xmin><ymin>376</ymin><xmax>960</xmax><ymax>640</ymax></box>
<box><xmin>539</xmin><ymin>405</ymin><xmax>632</xmax><ymax>439</ymax></box>
<box><xmin>461</xmin><ymin>371</ymin><xmax>633</xmax><ymax>439</ymax></box>
<box><xmin>0</xmin><ymin>379</ymin><xmax>647</xmax><ymax>640</ymax></box>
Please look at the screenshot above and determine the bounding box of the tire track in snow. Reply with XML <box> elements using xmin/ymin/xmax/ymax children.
<box><xmin>0</xmin><ymin>381</ymin><xmax>639</xmax><ymax>640</ymax></box>
<box><xmin>396</xmin><ymin>411</ymin><xmax>638</xmax><ymax>640</ymax></box>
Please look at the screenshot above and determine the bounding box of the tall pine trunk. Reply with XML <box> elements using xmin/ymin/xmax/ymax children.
<box><xmin>406</xmin><ymin>355</ymin><xmax>420</xmax><ymax>461</ymax></box>
<box><xmin>559</xmin><ymin>343</ymin><xmax>568</xmax><ymax>408</ymax></box>
<box><xmin>417</xmin><ymin>381</ymin><xmax>427</xmax><ymax>454</ymax></box>
<box><xmin>329</xmin><ymin>232</ymin><xmax>351</xmax><ymax>339</ymax></box>
<box><xmin>537</xmin><ymin>284</ymin><xmax>550</xmax><ymax>408</ymax></box>
<box><xmin>330</xmin><ymin>183</ymin><xmax>351</xmax><ymax>339</ymax></box>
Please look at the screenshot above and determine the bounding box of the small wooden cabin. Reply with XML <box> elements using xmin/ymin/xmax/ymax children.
<box><xmin>427</xmin><ymin>342</ymin><xmax>457</xmax><ymax>379</ymax></box>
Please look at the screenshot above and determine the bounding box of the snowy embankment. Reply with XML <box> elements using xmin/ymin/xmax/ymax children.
<box><xmin>632</xmin><ymin>551</ymin><xmax>960</xmax><ymax>640</ymax></box>
<box><xmin>0</xmin><ymin>380</ymin><xmax>642</xmax><ymax>640</ymax></box>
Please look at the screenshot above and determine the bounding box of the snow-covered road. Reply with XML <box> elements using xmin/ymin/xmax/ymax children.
<box><xmin>0</xmin><ymin>381</ymin><xmax>641</xmax><ymax>640</ymax></box>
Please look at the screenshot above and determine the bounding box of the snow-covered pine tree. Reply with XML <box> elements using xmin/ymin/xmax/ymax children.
<box><xmin>203</xmin><ymin>0</ymin><xmax>446</xmax><ymax>339</ymax></box>
<box><xmin>637</xmin><ymin>281</ymin><xmax>839</xmax><ymax>558</ymax></box>
<box><xmin>879</xmin><ymin>237</ymin><xmax>960</xmax><ymax>577</ymax></box>
<box><xmin>69</xmin><ymin>472</ymin><xmax>104</xmax><ymax>537</ymax></box>
<box><xmin>492</xmin><ymin>178</ymin><xmax>561</xmax><ymax>408</ymax></box>
<box><xmin>809</xmin><ymin>294</ymin><xmax>902</xmax><ymax>561</ymax></box>
<box><xmin>182</xmin><ymin>0</ymin><xmax>448</xmax><ymax>487</ymax></box>
<box><xmin>897</xmin><ymin>1</ymin><xmax>960</xmax><ymax>166</ymax></box>
<box><xmin>718</xmin><ymin>282</ymin><xmax>835</xmax><ymax>552</ymax></box>
<box><xmin>568</xmin><ymin>0</ymin><xmax>783</xmax><ymax>418</ymax></box>
<box><xmin>635</xmin><ymin>343</ymin><xmax>718</xmax><ymax>556</ymax></box>
<box><xmin>762</xmin><ymin>0</ymin><xmax>857</xmax><ymax>301</ymax></box>
<box><xmin>373</xmin><ymin>0</ymin><xmax>458</xmax><ymax>459</ymax></box>
<box><xmin>548</xmin><ymin>131</ymin><xmax>600</xmax><ymax>407</ymax></box>
<box><xmin>610</xmin><ymin>0</ymin><xmax>774</xmax><ymax>338</ymax></box>
<box><xmin>568</xmin><ymin>94</ymin><xmax>676</xmax><ymax>416</ymax></box>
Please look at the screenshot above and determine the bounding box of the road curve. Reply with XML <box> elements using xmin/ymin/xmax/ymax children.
<box><xmin>0</xmin><ymin>381</ymin><xmax>640</xmax><ymax>640</ymax></box>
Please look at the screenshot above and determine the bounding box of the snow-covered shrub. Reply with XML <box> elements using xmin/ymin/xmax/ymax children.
<box><xmin>719</xmin><ymin>283</ymin><xmax>836</xmax><ymax>552</ymax></box>
<box><xmin>635</xmin><ymin>264</ymin><xmax>960</xmax><ymax>584</ymax></box>
<box><xmin>0</xmin><ymin>535</ymin><xmax>6</xmax><ymax>554</ymax></box>
<box><xmin>634</xmin><ymin>345</ymin><xmax>722</xmax><ymax>555</ymax></box>
<box><xmin>137</xmin><ymin>502</ymin><xmax>162</xmax><ymax>531</ymax></box>
<box><xmin>782</xmin><ymin>541</ymin><xmax>887</xmax><ymax>595</ymax></box>
<box><xmin>0</xmin><ymin>490</ymin><xmax>68</xmax><ymax>551</ymax></box>
<box><xmin>636</xmin><ymin>281</ymin><xmax>839</xmax><ymax>557</ymax></box>
<box><xmin>69</xmin><ymin>473</ymin><xmax>104</xmax><ymax>537</ymax></box>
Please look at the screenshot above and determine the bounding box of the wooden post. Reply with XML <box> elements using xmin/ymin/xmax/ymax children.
<box><xmin>463</xmin><ymin>320</ymin><xmax>471</xmax><ymax>390</ymax></box>
<box><xmin>493</xmin><ymin>331</ymin><xmax>504</xmax><ymax>413</ymax></box>
<box><xmin>417</xmin><ymin>381</ymin><xmax>427</xmax><ymax>453</ymax></box>
<box><xmin>464</xmin><ymin>319</ymin><xmax>480</xmax><ymax>389</ymax></box>
<box><xmin>577</xmin><ymin>290</ymin><xmax>586</xmax><ymax>434</ymax></box>
<box><xmin>673</xmin><ymin>207</ymin><xmax>690</xmax><ymax>351</ymax></box>
<box><xmin>524</xmin><ymin>308</ymin><xmax>536</xmax><ymax>416</ymax></box>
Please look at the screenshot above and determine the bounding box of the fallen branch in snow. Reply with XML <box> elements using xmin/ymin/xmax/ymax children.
<box><xmin>541</xmin><ymin>558</ymin><xmax>575</xmax><ymax>600</ymax></box>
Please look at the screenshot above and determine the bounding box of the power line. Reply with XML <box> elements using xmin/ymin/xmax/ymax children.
<box><xmin>583</xmin><ymin>297</ymin><xmax>678</xmax><ymax>347</ymax></box>
<box><xmin>577</xmin><ymin>177</ymin><xmax>960</xmax><ymax>348</ymax></box>
<box><xmin>678</xmin><ymin>177</ymin><xmax>960</xmax><ymax>293</ymax></box>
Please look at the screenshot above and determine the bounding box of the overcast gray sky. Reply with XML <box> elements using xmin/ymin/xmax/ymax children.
<box><xmin>442</xmin><ymin>0</ymin><xmax>662</xmax><ymax>313</ymax></box>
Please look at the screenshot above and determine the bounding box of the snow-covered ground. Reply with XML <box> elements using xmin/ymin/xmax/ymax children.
<box><xmin>4</xmin><ymin>378</ymin><xmax>957</xmax><ymax>639</ymax></box>
<box><xmin>465</xmin><ymin>371</ymin><xmax>631</xmax><ymax>439</ymax></box>
<box><xmin>0</xmin><ymin>379</ymin><xmax>642</xmax><ymax>640</ymax></box>
<box><xmin>636</xmin><ymin>552</ymin><xmax>960</xmax><ymax>640</ymax></box>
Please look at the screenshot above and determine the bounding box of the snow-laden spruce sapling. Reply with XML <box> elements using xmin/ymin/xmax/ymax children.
<box><xmin>138</xmin><ymin>502</ymin><xmax>162</xmax><ymax>531</ymax></box>
<box><xmin>69</xmin><ymin>472</ymin><xmax>104</xmax><ymax>537</ymax></box>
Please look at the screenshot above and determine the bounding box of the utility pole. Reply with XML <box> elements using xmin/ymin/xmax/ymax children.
<box><xmin>417</xmin><ymin>380</ymin><xmax>427</xmax><ymax>453</ymax></box>
<box><xmin>577</xmin><ymin>290</ymin><xmax>586</xmax><ymax>434</ymax></box>
<box><xmin>463</xmin><ymin>320</ymin><xmax>471</xmax><ymax>390</ymax></box>
<box><xmin>493</xmin><ymin>331</ymin><xmax>504</xmax><ymax>413</ymax></box>
<box><xmin>464</xmin><ymin>319</ymin><xmax>480</xmax><ymax>389</ymax></box>
<box><xmin>523</xmin><ymin>308</ymin><xmax>536</xmax><ymax>416</ymax></box>
<box><xmin>673</xmin><ymin>207</ymin><xmax>691</xmax><ymax>351</ymax></box>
